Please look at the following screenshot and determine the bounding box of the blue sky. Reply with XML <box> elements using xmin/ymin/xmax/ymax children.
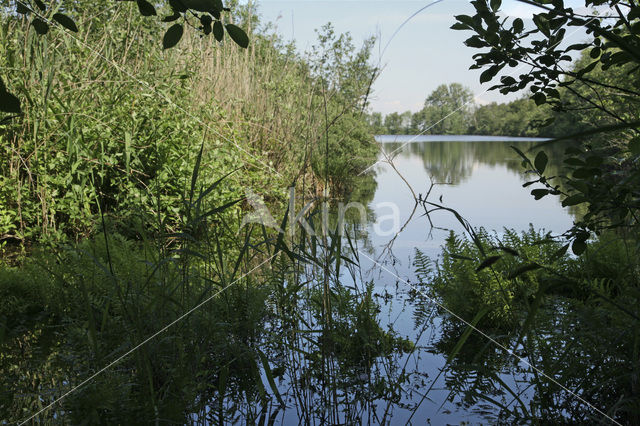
<box><xmin>252</xmin><ymin>0</ymin><xmax>590</xmax><ymax>114</ymax></box>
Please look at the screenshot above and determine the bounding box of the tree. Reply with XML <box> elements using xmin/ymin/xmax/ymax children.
<box><xmin>0</xmin><ymin>0</ymin><xmax>249</xmax><ymax>115</ymax></box>
<box><xmin>453</xmin><ymin>0</ymin><xmax>640</xmax><ymax>254</ymax></box>
<box><xmin>415</xmin><ymin>83</ymin><xmax>474</xmax><ymax>134</ymax></box>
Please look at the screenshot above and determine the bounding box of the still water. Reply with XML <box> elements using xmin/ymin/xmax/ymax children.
<box><xmin>193</xmin><ymin>136</ymin><xmax>575</xmax><ymax>425</ymax></box>
<box><xmin>296</xmin><ymin>136</ymin><xmax>573</xmax><ymax>424</ymax></box>
<box><xmin>349</xmin><ymin>137</ymin><xmax>574</xmax><ymax>423</ymax></box>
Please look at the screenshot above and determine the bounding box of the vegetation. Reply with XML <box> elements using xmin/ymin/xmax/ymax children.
<box><xmin>0</xmin><ymin>2</ymin><xmax>396</xmax><ymax>424</ymax></box>
<box><xmin>2</xmin><ymin>0</ymin><xmax>640</xmax><ymax>423</ymax></box>
<box><xmin>408</xmin><ymin>0</ymin><xmax>640</xmax><ymax>423</ymax></box>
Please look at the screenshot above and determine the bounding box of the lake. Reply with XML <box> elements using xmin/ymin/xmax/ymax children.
<box><xmin>265</xmin><ymin>136</ymin><xmax>576</xmax><ymax>424</ymax></box>
<box><xmin>358</xmin><ymin>136</ymin><xmax>574</xmax><ymax>423</ymax></box>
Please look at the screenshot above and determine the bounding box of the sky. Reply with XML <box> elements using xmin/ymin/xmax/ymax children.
<box><xmin>251</xmin><ymin>0</ymin><xmax>590</xmax><ymax>114</ymax></box>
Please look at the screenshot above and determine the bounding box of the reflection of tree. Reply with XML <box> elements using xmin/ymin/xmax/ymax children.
<box><xmin>382</xmin><ymin>141</ymin><xmax>583</xmax><ymax>219</ymax></box>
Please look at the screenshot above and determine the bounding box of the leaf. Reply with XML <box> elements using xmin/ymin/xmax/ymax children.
<box><xmin>534</xmin><ymin>151</ymin><xmax>548</xmax><ymax>174</ymax></box>
<box><xmin>31</xmin><ymin>18</ymin><xmax>49</xmax><ymax>35</ymax></box>
<box><xmin>225</xmin><ymin>24</ymin><xmax>248</xmax><ymax>48</ymax></box>
<box><xmin>213</xmin><ymin>20</ymin><xmax>223</xmax><ymax>41</ymax></box>
<box><xmin>490</xmin><ymin>0</ymin><xmax>501</xmax><ymax>12</ymax></box>
<box><xmin>480</xmin><ymin>66</ymin><xmax>499</xmax><ymax>83</ymax></box>
<box><xmin>532</xmin><ymin>92</ymin><xmax>546</xmax><ymax>106</ymax></box>
<box><xmin>572</xmin><ymin>168</ymin><xmax>597</xmax><ymax>179</ymax></box>
<box><xmin>455</xmin><ymin>14</ymin><xmax>476</xmax><ymax>27</ymax></box>
<box><xmin>531</xmin><ymin>189</ymin><xmax>549</xmax><ymax>200</ymax></box>
<box><xmin>169</xmin><ymin>0</ymin><xmax>187</xmax><ymax>12</ymax></box>
<box><xmin>465</xmin><ymin>35</ymin><xmax>488</xmax><ymax>48</ymax></box>
<box><xmin>562</xmin><ymin>194</ymin><xmax>587</xmax><ymax>207</ymax></box>
<box><xmin>533</xmin><ymin>14</ymin><xmax>550</xmax><ymax>37</ymax></box>
<box><xmin>0</xmin><ymin>87</ymin><xmax>22</xmax><ymax>114</ymax></box>
<box><xmin>450</xmin><ymin>253</ymin><xmax>473</xmax><ymax>261</ymax></box>
<box><xmin>16</xmin><ymin>1</ymin><xmax>30</xmax><ymax>14</ymax></box>
<box><xmin>475</xmin><ymin>255</ymin><xmax>501</xmax><ymax>272</ymax></box>
<box><xmin>162</xmin><ymin>11</ymin><xmax>182</xmax><ymax>22</ymax></box>
<box><xmin>163</xmin><ymin>24</ymin><xmax>183</xmax><ymax>49</ymax></box>
<box><xmin>53</xmin><ymin>13</ymin><xmax>78</xmax><ymax>32</ymax></box>
<box><xmin>508</xmin><ymin>263</ymin><xmax>541</xmax><ymax>279</ymax></box>
<box><xmin>451</xmin><ymin>22</ymin><xmax>469</xmax><ymax>30</ymax></box>
<box><xmin>447</xmin><ymin>307</ymin><xmax>490</xmax><ymax>363</ymax></box>
<box><xmin>137</xmin><ymin>0</ymin><xmax>157</xmax><ymax>16</ymax></box>
<box><xmin>513</xmin><ymin>18</ymin><xmax>524</xmax><ymax>33</ymax></box>
<box><xmin>256</xmin><ymin>349</ymin><xmax>285</xmax><ymax>407</ymax></box>
<box><xmin>492</xmin><ymin>246</ymin><xmax>519</xmax><ymax>257</ymax></box>
<box><xmin>563</xmin><ymin>157</ymin><xmax>585</xmax><ymax>166</ymax></box>
<box><xmin>33</xmin><ymin>0</ymin><xmax>46</xmax><ymax>11</ymax></box>
<box><xmin>629</xmin><ymin>137</ymin><xmax>640</xmax><ymax>155</ymax></box>
<box><xmin>572</xmin><ymin>239</ymin><xmax>587</xmax><ymax>255</ymax></box>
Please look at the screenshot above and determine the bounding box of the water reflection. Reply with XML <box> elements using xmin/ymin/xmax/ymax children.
<box><xmin>3</xmin><ymin>138</ymin><xmax>582</xmax><ymax>425</ymax></box>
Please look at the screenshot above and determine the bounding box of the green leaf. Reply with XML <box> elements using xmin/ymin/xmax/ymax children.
<box><xmin>455</xmin><ymin>15</ymin><xmax>475</xmax><ymax>27</ymax></box>
<box><xmin>532</xmin><ymin>92</ymin><xmax>546</xmax><ymax>106</ymax></box>
<box><xmin>533</xmin><ymin>14</ymin><xmax>550</xmax><ymax>37</ymax></box>
<box><xmin>163</xmin><ymin>24</ymin><xmax>183</xmax><ymax>49</ymax></box>
<box><xmin>563</xmin><ymin>157</ymin><xmax>585</xmax><ymax>166</ymax></box>
<box><xmin>534</xmin><ymin>151</ymin><xmax>548</xmax><ymax>174</ymax></box>
<box><xmin>480</xmin><ymin>66</ymin><xmax>499</xmax><ymax>84</ymax></box>
<box><xmin>508</xmin><ymin>263</ymin><xmax>541</xmax><ymax>279</ymax></box>
<box><xmin>0</xmin><ymin>84</ymin><xmax>22</xmax><ymax>114</ymax></box>
<box><xmin>475</xmin><ymin>255</ymin><xmax>501</xmax><ymax>272</ymax></box>
<box><xmin>562</xmin><ymin>194</ymin><xmax>587</xmax><ymax>207</ymax></box>
<box><xmin>16</xmin><ymin>1</ymin><xmax>31</xmax><ymax>14</ymax></box>
<box><xmin>465</xmin><ymin>36</ymin><xmax>488</xmax><ymax>48</ymax></box>
<box><xmin>447</xmin><ymin>307</ymin><xmax>490</xmax><ymax>363</ymax></box>
<box><xmin>34</xmin><ymin>0</ymin><xmax>46</xmax><ymax>11</ymax></box>
<box><xmin>493</xmin><ymin>246</ymin><xmax>519</xmax><ymax>257</ymax></box>
<box><xmin>450</xmin><ymin>253</ymin><xmax>473</xmax><ymax>261</ymax></box>
<box><xmin>225</xmin><ymin>24</ymin><xmax>248</xmax><ymax>48</ymax></box>
<box><xmin>169</xmin><ymin>0</ymin><xmax>187</xmax><ymax>12</ymax></box>
<box><xmin>256</xmin><ymin>349</ymin><xmax>285</xmax><ymax>407</ymax></box>
<box><xmin>531</xmin><ymin>189</ymin><xmax>549</xmax><ymax>200</ymax></box>
<box><xmin>451</xmin><ymin>22</ymin><xmax>469</xmax><ymax>30</ymax></box>
<box><xmin>184</xmin><ymin>0</ymin><xmax>218</xmax><ymax>12</ymax></box>
<box><xmin>137</xmin><ymin>0</ymin><xmax>157</xmax><ymax>16</ymax></box>
<box><xmin>513</xmin><ymin>18</ymin><xmax>524</xmax><ymax>33</ymax></box>
<box><xmin>572</xmin><ymin>239</ymin><xmax>587</xmax><ymax>255</ymax></box>
<box><xmin>53</xmin><ymin>13</ymin><xmax>78</xmax><ymax>32</ymax></box>
<box><xmin>162</xmin><ymin>11</ymin><xmax>182</xmax><ymax>22</ymax></box>
<box><xmin>213</xmin><ymin>20</ymin><xmax>223</xmax><ymax>41</ymax></box>
<box><xmin>31</xmin><ymin>18</ymin><xmax>49</xmax><ymax>35</ymax></box>
<box><xmin>490</xmin><ymin>0</ymin><xmax>501</xmax><ymax>12</ymax></box>
<box><xmin>572</xmin><ymin>168</ymin><xmax>597</xmax><ymax>179</ymax></box>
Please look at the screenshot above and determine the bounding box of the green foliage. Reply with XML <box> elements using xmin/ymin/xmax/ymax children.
<box><xmin>417</xmin><ymin>228</ymin><xmax>640</xmax><ymax>422</ymax></box>
<box><xmin>312</xmin><ymin>113</ymin><xmax>378</xmax><ymax>192</ymax></box>
<box><xmin>415</xmin><ymin>83</ymin><xmax>475</xmax><ymax>134</ymax></box>
<box><xmin>368</xmin><ymin>84</ymin><xmax>549</xmax><ymax>137</ymax></box>
<box><xmin>1</xmin><ymin>0</ymin><xmax>249</xmax><ymax>113</ymax></box>
<box><xmin>0</xmin><ymin>6</ymin><xmax>379</xmax><ymax>247</ymax></box>
<box><xmin>452</xmin><ymin>0</ymin><xmax>640</xmax><ymax>247</ymax></box>
<box><xmin>416</xmin><ymin>226</ymin><xmax>568</xmax><ymax>328</ymax></box>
